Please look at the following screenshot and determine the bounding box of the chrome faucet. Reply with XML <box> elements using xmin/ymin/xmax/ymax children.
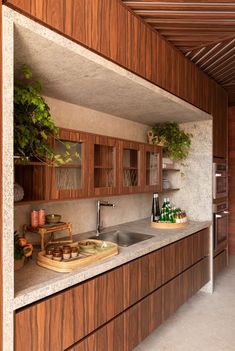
<box><xmin>96</xmin><ymin>200</ymin><xmax>115</xmax><ymax>236</ymax></box>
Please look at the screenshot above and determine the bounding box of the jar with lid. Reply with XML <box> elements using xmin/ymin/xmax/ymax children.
<box><xmin>71</xmin><ymin>246</ymin><xmax>79</xmax><ymax>258</ymax></box>
<box><xmin>62</xmin><ymin>246</ymin><xmax>71</xmax><ymax>260</ymax></box>
<box><xmin>52</xmin><ymin>248</ymin><xmax>63</xmax><ymax>261</ymax></box>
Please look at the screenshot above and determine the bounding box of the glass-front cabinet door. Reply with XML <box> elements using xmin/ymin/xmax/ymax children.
<box><xmin>144</xmin><ymin>144</ymin><xmax>162</xmax><ymax>192</ymax></box>
<box><xmin>120</xmin><ymin>140</ymin><xmax>144</xmax><ymax>193</ymax></box>
<box><xmin>89</xmin><ymin>135</ymin><xmax>119</xmax><ymax>196</ymax></box>
<box><xmin>50</xmin><ymin>128</ymin><xmax>89</xmax><ymax>200</ymax></box>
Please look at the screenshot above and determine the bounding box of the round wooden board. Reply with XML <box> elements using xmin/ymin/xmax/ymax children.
<box><xmin>151</xmin><ymin>221</ymin><xmax>188</xmax><ymax>229</ymax></box>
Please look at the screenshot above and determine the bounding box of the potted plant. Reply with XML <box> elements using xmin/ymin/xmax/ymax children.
<box><xmin>14</xmin><ymin>232</ymin><xmax>33</xmax><ymax>271</ymax></box>
<box><xmin>148</xmin><ymin>122</ymin><xmax>192</xmax><ymax>161</ymax></box>
<box><xmin>14</xmin><ymin>65</ymin><xmax>79</xmax><ymax>165</ymax></box>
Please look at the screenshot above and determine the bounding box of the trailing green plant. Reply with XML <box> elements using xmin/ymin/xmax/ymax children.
<box><xmin>150</xmin><ymin>122</ymin><xmax>192</xmax><ymax>161</ymax></box>
<box><xmin>14</xmin><ymin>65</ymin><xmax>79</xmax><ymax>165</ymax></box>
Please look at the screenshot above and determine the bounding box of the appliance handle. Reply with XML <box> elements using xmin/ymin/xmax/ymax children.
<box><xmin>215</xmin><ymin>173</ymin><xmax>222</xmax><ymax>177</ymax></box>
<box><xmin>216</xmin><ymin>214</ymin><xmax>222</xmax><ymax>218</ymax></box>
<box><xmin>223</xmin><ymin>211</ymin><xmax>229</xmax><ymax>214</ymax></box>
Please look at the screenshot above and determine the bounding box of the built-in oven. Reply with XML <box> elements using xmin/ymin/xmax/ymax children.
<box><xmin>213</xmin><ymin>161</ymin><xmax>228</xmax><ymax>200</ymax></box>
<box><xmin>213</xmin><ymin>201</ymin><xmax>229</xmax><ymax>256</ymax></box>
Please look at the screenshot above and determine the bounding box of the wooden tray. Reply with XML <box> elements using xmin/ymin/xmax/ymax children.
<box><xmin>151</xmin><ymin>221</ymin><xmax>188</xmax><ymax>229</ymax></box>
<box><xmin>37</xmin><ymin>240</ymin><xmax>118</xmax><ymax>273</ymax></box>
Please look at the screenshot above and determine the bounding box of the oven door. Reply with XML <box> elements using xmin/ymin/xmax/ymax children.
<box><xmin>214</xmin><ymin>211</ymin><xmax>228</xmax><ymax>255</ymax></box>
<box><xmin>213</xmin><ymin>163</ymin><xmax>227</xmax><ymax>200</ymax></box>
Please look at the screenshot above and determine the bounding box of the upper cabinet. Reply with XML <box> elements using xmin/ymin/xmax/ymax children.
<box><xmin>14</xmin><ymin>128</ymin><xmax>163</xmax><ymax>204</ymax></box>
<box><xmin>89</xmin><ymin>135</ymin><xmax>120</xmax><ymax>197</ymax></box>
<box><xmin>50</xmin><ymin>129</ymin><xmax>89</xmax><ymax>200</ymax></box>
<box><xmin>143</xmin><ymin>144</ymin><xmax>162</xmax><ymax>193</ymax></box>
<box><xmin>212</xmin><ymin>85</ymin><xmax>228</xmax><ymax>159</ymax></box>
<box><xmin>120</xmin><ymin>140</ymin><xmax>144</xmax><ymax>194</ymax></box>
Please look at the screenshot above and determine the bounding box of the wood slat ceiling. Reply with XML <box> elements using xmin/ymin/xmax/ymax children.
<box><xmin>122</xmin><ymin>0</ymin><xmax>235</xmax><ymax>105</ymax></box>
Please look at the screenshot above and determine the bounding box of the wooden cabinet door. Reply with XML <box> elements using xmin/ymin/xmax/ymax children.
<box><xmin>123</xmin><ymin>249</ymin><xmax>162</xmax><ymax>308</ymax></box>
<box><xmin>89</xmin><ymin>135</ymin><xmax>120</xmax><ymax>197</ymax></box>
<box><xmin>119</xmin><ymin>140</ymin><xmax>144</xmax><ymax>194</ymax></box>
<box><xmin>213</xmin><ymin>85</ymin><xmax>228</xmax><ymax>159</ymax></box>
<box><xmin>143</xmin><ymin>144</ymin><xmax>162</xmax><ymax>193</ymax></box>
<box><xmin>50</xmin><ymin>128</ymin><xmax>89</xmax><ymax>200</ymax></box>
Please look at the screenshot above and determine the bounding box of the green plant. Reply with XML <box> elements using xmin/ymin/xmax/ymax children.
<box><xmin>14</xmin><ymin>65</ymin><xmax>79</xmax><ymax>165</ymax></box>
<box><xmin>150</xmin><ymin>122</ymin><xmax>192</xmax><ymax>161</ymax></box>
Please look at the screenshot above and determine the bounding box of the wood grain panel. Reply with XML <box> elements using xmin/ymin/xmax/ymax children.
<box><xmin>214</xmin><ymin>250</ymin><xmax>228</xmax><ymax>278</ymax></box>
<box><xmin>5</xmin><ymin>0</ymin><xmax>228</xmax><ymax>115</ymax></box>
<box><xmin>0</xmin><ymin>1</ymin><xmax>2</xmax><ymax>348</ymax></box>
<box><xmin>229</xmin><ymin>106</ymin><xmax>235</xmax><ymax>254</ymax></box>
<box><xmin>123</xmin><ymin>249</ymin><xmax>162</xmax><ymax>308</ymax></box>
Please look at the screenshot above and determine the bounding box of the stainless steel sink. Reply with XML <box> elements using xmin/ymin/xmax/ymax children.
<box><xmin>89</xmin><ymin>231</ymin><xmax>153</xmax><ymax>247</ymax></box>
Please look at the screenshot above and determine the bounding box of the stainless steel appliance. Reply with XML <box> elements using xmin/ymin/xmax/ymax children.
<box><xmin>213</xmin><ymin>161</ymin><xmax>228</xmax><ymax>200</ymax></box>
<box><xmin>213</xmin><ymin>201</ymin><xmax>229</xmax><ymax>256</ymax></box>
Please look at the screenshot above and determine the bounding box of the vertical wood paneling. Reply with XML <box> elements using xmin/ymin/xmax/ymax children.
<box><xmin>229</xmin><ymin>106</ymin><xmax>235</xmax><ymax>255</ymax></box>
<box><xmin>5</xmin><ymin>0</ymin><xmax>228</xmax><ymax>117</ymax></box>
<box><xmin>0</xmin><ymin>1</ymin><xmax>2</xmax><ymax>347</ymax></box>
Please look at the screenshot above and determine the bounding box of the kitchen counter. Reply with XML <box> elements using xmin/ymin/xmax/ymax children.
<box><xmin>14</xmin><ymin>218</ymin><xmax>211</xmax><ymax>310</ymax></box>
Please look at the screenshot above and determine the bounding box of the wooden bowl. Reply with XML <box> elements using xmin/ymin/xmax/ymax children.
<box><xmin>45</xmin><ymin>214</ymin><xmax>61</xmax><ymax>224</ymax></box>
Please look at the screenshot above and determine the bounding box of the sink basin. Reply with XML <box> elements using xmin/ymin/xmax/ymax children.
<box><xmin>89</xmin><ymin>231</ymin><xmax>153</xmax><ymax>247</ymax></box>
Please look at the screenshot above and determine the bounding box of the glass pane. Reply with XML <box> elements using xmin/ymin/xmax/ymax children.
<box><xmin>123</xmin><ymin>149</ymin><xmax>139</xmax><ymax>186</ymax></box>
<box><xmin>56</xmin><ymin>167</ymin><xmax>82</xmax><ymax>189</ymax></box>
<box><xmin>55</xmin><ymin>140</ymin><xmax>83</xmax><ymax>190</ymax></box>
<box><xmin>55</xmin><ymin>140</ymin><xmax>82</xmax><ymax>165</ymax></box>
<box><xmin>94</xmin><ymin>145</ymin><xmax>114</xmax><ymax>167</ymax></box>
<box><xmin>123</xmin><ymin>169</ymin><xmax>138</xmax><ymax>187</ymax></box>
<box><xmin>94</xmin><ymin>144</ymin><xmax>115</xmax><ymax>188</ymax></box>
<box><xmin>94</xmin><ymin>168</ymin><xmax>114</xmax><ymax>188</ymax></box>
<box><xmin>146</xmin><ymin>151</ymin><xmax>159</xmax><ymax>186</ymax></box>
<box><xmin>123</xmin><ymin>149</ymin><xmax>138</xmax><ymax>168</ymax></box>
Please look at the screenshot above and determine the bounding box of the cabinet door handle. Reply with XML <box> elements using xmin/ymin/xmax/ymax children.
<box><xmin>216</xmin><ymin>214</ymin><xmax>222</xmax><ymax>218</ymax></box>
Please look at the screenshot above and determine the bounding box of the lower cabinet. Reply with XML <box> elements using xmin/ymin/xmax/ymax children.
<box><xmin>14</xmin><ymin>228</ymin><xmax>210</xmax><ymax>351</ymax></box>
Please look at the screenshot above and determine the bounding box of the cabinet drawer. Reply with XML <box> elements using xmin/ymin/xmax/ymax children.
<box><xmin>69</xmin><ymin>288</ymin><xmax>162</xmax><ymax>351</ymax></box>
<box><xmin>15</xmin><ymin>250</ymin><xmax>162</xmax><ymax>351</ymax></box>
<box><xmin>162</xmin><ymin>228</ymin><xmax>209</xmax><ymax>284</ymax></box>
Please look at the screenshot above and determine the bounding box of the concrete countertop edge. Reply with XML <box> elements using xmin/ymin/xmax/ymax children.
<box><xmin>14</xmin><ymin>218</ymin><xmax>212</xmax><ymax>310</ymax></box>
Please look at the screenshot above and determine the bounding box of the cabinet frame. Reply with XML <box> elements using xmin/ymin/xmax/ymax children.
<box><xmin>49</xmin><ymin>128</ymin><xmax>90</xmax><ymax>200</ymax></box>
<box><xmin>143</xmin><ymin>143</ymin><xmax>162</xmax><ymax>193</ymax></box>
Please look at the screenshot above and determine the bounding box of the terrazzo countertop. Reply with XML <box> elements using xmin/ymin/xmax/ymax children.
<box><xmin>14</xmin><ymin>218</ymin><xmax>211</xmax><ymax>310</ymax></box>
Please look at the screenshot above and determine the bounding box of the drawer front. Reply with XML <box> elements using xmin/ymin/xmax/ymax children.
<box><xmin>15</xmin><ymin>250</ymin><xmax>162</xmax><ymax>351</ymax></box>
<box><xmin>69</xmin><ymin>288</ymin><xmax>162</xmax><ymax>351</ymax></box>
<box><xmin>162</xmin><ymin>228</ymin><xmax>209</xmax><ymax>284</ymax></box>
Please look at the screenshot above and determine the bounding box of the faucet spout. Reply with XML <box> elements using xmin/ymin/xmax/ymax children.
<box><xmin>96</xmin><ymin>200</ymin><xmax>115</xmax><ymax>236</ymax></box>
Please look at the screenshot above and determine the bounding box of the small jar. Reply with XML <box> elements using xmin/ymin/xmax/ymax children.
<box><xmin>45</xmin><ymin>248</ymin><xmax>54</xmax><ymax>259</ymax></box>
<box><xmin>38</xmin><ymin>209</ymin><xmax>45</xmax><ymax>225</ymax></box>
<box><xmin>31</xmin><ymin>210</ymin><xmax>39</xmax><ymax>228</ymax></box>
<box><xmin>62</xmin><ymin>246</ymin><xmax>71</xmax><ymax>260</ymax></box>
<box><xmin>52</xmin><ymin>248</ymin><xmax>63</xmax><ymax>261</ymax></box>
<box><xmin>71</xmin><ymin>247</ymin><xmax>79</xmax><ymax>258</ymax></box>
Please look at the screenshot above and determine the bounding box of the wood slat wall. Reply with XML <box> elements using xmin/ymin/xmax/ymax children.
<box><xmin>0</xmin><ymin>1</ymin><xmax>3</xmax><ymax>348</ymax></box>
<box><xmin>229</xmin><ymin>106</ymin><xmax>235</xmax><ymax>255</ymax></box>
<box><xmin>5</xmin><ymin>0</ymin><xmax>225</xmax><ymax>115</ymax></box>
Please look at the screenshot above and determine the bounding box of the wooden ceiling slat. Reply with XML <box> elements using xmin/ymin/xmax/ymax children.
<box><xmin>206</xmin><ymin>54</ymin><xmax>235</xmax><ymax>75</ymax></box>
<box><xmin>199</xmin><ymin>40</ymin><xmax>235</xmax><ymax>68</ymax></box>
<box><xmin>124</xmin><ymin>0</ymin><xmax>235</xmax><ymax>3</ymax></box>
<box><xmin>124</xmin><ymin>4</ymin><xmax>235</xmax><ymax>12</ymax></box>
<box><xmin>122</xmin><ymin>0</ymin><xmax>235</xmax><ymax>103</ymax></box>
<box><xmin>136</xmin><ymin>12</ymin><xmax>235</xmax><ymax>20</ymax></box>
<box><xmin>147</xmin><ymin>18</ymin><xmax>235</xmax><ymax>26</ymax></box>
